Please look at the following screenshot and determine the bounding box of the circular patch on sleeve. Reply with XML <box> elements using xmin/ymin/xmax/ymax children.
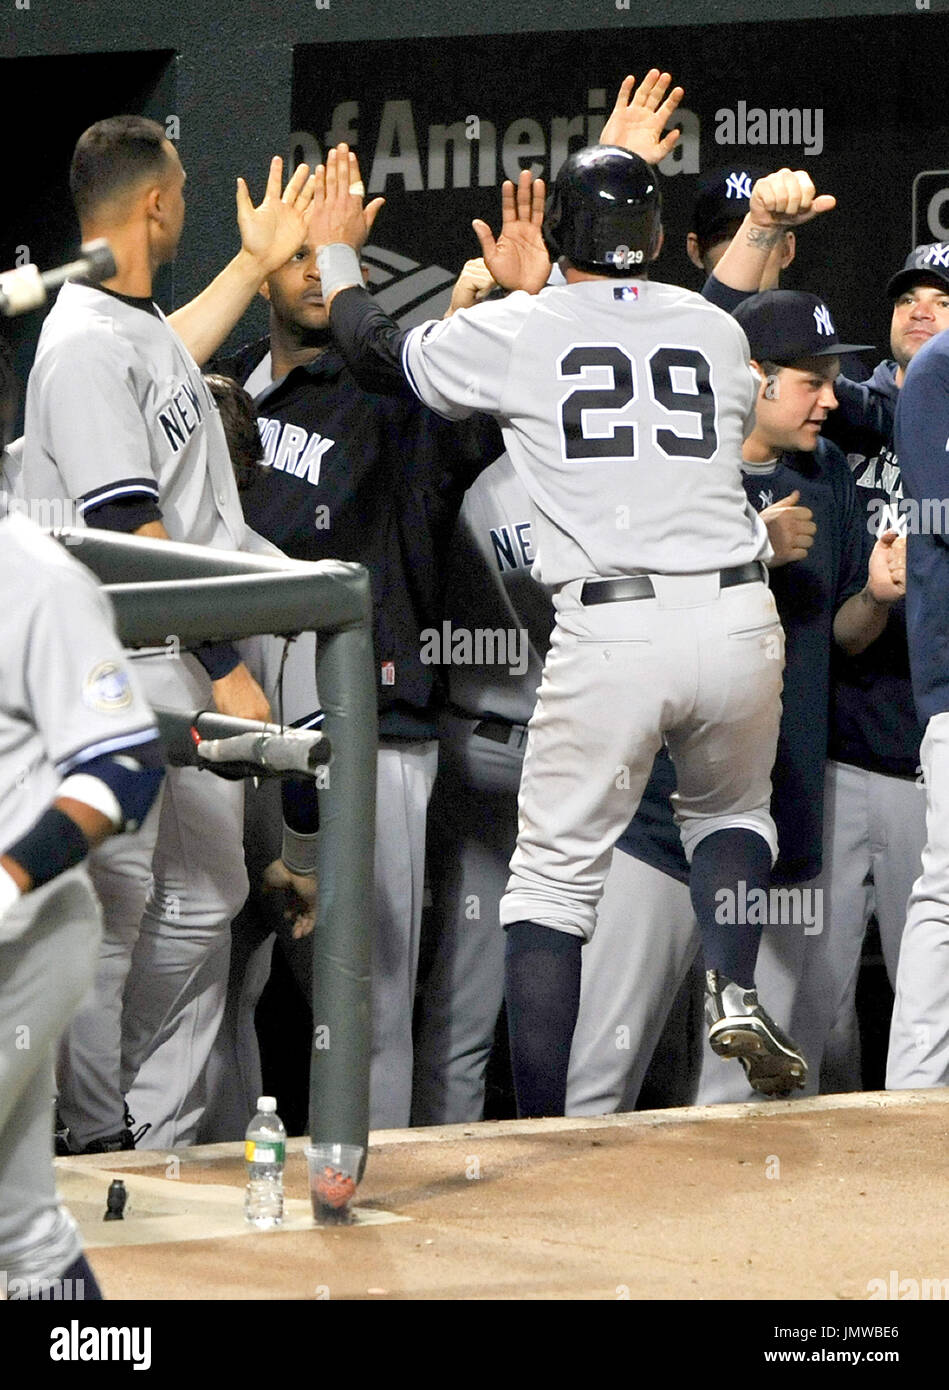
<box><xmin>83</xmin><ymin>661</ymin><xmax>134</xmax><ymax>713</ymax></box>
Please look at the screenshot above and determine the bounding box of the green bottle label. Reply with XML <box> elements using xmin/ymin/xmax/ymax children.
<box><xmin>245</xmin><ymin>1139</ymin><xmax>285</xmax><ymax>1164</ymax></box>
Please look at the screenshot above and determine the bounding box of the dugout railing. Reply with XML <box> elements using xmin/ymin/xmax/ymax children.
<box><xmin>54</xmin><ymin>526</ymin><xmax>376</xmax><ymax>1194</ymax></box>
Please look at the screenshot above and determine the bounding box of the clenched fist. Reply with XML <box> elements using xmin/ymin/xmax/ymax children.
<box><xmin>868</xmin><ymin>529</ymin><xmax>906</xmax><ymax>604</ymax></box>
<box><xmin>760</xmin><ymin>489</ymin><xmax>817</xmax><ymax>566</ymax></box>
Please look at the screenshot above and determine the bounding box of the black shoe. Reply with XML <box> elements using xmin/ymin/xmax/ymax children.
<box><xmin>705</xmin><ymin>969</ymin><xmax>808</xmax><ymax>1098</ymax></box>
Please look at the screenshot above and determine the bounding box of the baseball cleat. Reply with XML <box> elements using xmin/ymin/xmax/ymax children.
<box><xmin>704</xmin><ymin>969</ymin><xmax>808</xmax><ymax>1097</ymax></box>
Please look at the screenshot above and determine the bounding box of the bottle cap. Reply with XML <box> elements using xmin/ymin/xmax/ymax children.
<box><xmin>257</xmin><ymin>1096</ymin><xmax>277</xmax><ymax>1113</ymax></box>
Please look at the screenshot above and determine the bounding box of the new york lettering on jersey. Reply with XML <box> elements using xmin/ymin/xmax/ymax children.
<box><xmin>256</xmin><ymin>417</ymin><xmax>336</xmax><ymax>484</ymax></box>
<box><xmin>490</xmin><ymin>517</ymin><xmax>534</xmax><ymax>572</ymax></box>
<box><xmin>156</xmin><ymin>374</ymin><xmax>216</xmax><ymax>456</ymax></box>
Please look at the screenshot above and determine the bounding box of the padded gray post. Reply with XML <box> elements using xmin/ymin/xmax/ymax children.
<box><xmin>310</xmin><ymin>623</ymin><xmax>377</xmax><ymax>1160</ymax></box>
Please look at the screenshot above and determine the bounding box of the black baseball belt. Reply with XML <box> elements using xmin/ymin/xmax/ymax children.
<box><xmin>445</xmin><ymin>704</ymin><xmax>528</xmax><ymax>746</ymax></box>
<box><xmin>580</xmin><ymin>561</ymin><xmax>766</xmax><ymax>607</ymax></box>
<box><xmin>471</xmin><ymin>717</ymin><xmax>522</xmax><ymax>745</ymax></box>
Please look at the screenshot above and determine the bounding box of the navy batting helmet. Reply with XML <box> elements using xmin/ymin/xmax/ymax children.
<box><xmin>542</xmin><ymin>146</ymin><xmax>662</xmax><ymax>276</ymax></box>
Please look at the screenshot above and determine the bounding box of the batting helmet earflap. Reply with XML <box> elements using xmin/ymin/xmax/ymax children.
<box><xmin>542</xmin><ymin>145</ymin><xmax>662</xmax><ymax>276</ymax></box>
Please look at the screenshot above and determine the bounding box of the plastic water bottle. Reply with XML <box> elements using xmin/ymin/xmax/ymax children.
<box><xmin>244</xmin><ymin>1096</ymin><xmax>286</xmax><ymax>1228</ymax></box>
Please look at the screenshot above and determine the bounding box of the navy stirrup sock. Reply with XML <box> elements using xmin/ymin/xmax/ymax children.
<box><xmin>504</xmin><ymin>920</ymin><xmax>582</xmax><ymax>1118</ymax></box>
<box><xmin>690</xmin><ymin>829</ymin><xmax>772</xmax><ymax>990</ymax></box>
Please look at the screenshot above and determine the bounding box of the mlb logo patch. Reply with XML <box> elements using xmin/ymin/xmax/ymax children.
<box><xmin>613</xmin><ymin>286</ymin><xmax>639</xmax><ymax>302</ymax></box>
<box><xmin>83</xmin><ymin>661</ymin><xmax>133</xmax><ymax>713</ymax></box>
<box><xmin>381</xmin><ymin>661</ymin><xmax>395</xmax><ymax>686</ymax></box>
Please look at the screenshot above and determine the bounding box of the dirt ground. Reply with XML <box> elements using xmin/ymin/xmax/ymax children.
<box><xmin>61</xmin><ymin>1089</ymin><xmax>949</xmax><ymax>1301</ymax></box>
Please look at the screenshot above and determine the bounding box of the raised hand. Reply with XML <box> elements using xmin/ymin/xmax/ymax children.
<box><xmin>598</xmin><ymin>70</ymin><xmax>684</xmax><ymax>164</ymax></box>
<box><xmin>472</xmin><ymin>170</ymin><xmax>550</xmax><ymax>294</ymax></box>
<box><xmin>236</xmin><ymin>156</ymin><xmax>316</xmax><ymax>276</ymax></box>
<box><xmin>308</xmin><ymin>143</ymin><xmax>385</xmax><ymax>253</ymax></box>
<box><xmin>748</xmin><ymin>169</ymin><xmax>837</xmax><ymax>230</ymax></box>
<box><xmin>759</xmin><ymin>489</ymin><xmax>817</xmax><ymax>566</ymax></box>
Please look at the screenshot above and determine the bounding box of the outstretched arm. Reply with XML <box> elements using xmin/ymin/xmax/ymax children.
<box><xmin>833</xmin><ymin>531</ymin><xmax>905</xmax><ymax>655</ymax></box>
<box><xmin>312</xmin><ymin>144</ymin><xmax>514</xmax><ymax>419</ymax></box>
<box><xmin>710</xmin><ymin>168</ymin><xmax>836</xmax><ymax>294</ymax></box>
<box><xmin>169</xmin><ymin>158</ymin><xmax>316</xmax><ymax>365</ymax></box>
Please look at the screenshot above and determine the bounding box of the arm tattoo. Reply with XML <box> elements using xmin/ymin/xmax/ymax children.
<box><xmin>745</xmin><ymin>225</ymin><xmax>786</xmax><ymax>252</ymax></box>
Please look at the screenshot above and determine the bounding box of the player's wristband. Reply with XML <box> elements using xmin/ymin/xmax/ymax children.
<box><xmin>59</xmin><ymin>773</ymin><xmax>123</xmax><ymax>830</ymax></box>
<box><xmin>316</xmin><ymin>244</ymin><xmax>363</xmax><ymax>304</ymax></box>
<box><xmin>5</xmin><ymin>808</ymin><xmax>90</xmax><ymax>889</ymax></box>
<box><xmin>0</xmin><ymin>863</ymin><xmax>21</xmax><ymax>918</ymax></box>
<box><xmin>281</xmin><ymin>825</ymin><xmax>319</xmax><ymax>878</ymax></box>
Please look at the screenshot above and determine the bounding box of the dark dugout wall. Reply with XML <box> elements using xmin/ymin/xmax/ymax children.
<box><xmin>1</xmin><ymin>1</ymin><xmax>943</xmax><ymax>373</ymax></box>
<box><xmin>289</xmin><ymin>13</ymin><xmax>949</xmax><ymax>356</ymax></box>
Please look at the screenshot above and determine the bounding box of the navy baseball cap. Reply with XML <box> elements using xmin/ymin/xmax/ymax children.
<box><xmin>733</xmin><ymin>290</ymin><xmax>874</xmax><ymax>365</ymax></box>
<box><xmin>886</xmin><ymin>243</ymin><xmax>949</xmax><ymax>298</ymax></box>
<box><xmin>691</xmin><ymin>167</ymin><xmax>769</xmax><ymax>243</ymax></box>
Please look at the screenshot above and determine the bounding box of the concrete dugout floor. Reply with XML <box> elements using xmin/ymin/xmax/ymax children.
<box><xmin>60</xmin><ymin>1090</ymin><xmax>949</xmax><ymax>1302</ymax></box>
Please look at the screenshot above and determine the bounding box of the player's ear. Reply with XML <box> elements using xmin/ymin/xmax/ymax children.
<box><xmin>258</xmin><ymin>278</ymin><xmax>271</xmax><ymax>304</ymax></box>
<box><xmin>780</xmin><ymin>230</ymin><xmax>796</xmax><ymax>270</ymax></box>
<box><xmin>361</xmin><ymin>262</ymin><xmax>371</xmax><ymax>286</ymax></box>
<box><xmin>685</xmin><ymin>232</ymin><xmax>704</xmax><ymax>271</ymax></box>
<box><xmin>143</xmin><ymin>184</ymin><xmax>164</xmax><ymax>224</ymax></box>
<box><xmin>650</xmin><ymin>224</ymin><xmax>665</xmax><ymax>262</ymax></box>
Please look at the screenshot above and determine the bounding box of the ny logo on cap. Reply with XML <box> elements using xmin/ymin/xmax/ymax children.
<box><xmin>725</xmin><ymin>171</ymin><xmax>753</xmax><ymax>199</ymax></box>
<box><xmin>922</xmin><ymin>243</ymin><xmax>949</xmax><ymax>268</ymax></box>
<box><xmin>813</xmin><ymin>303</ymin><xmax>835</xmax><ymax>336</ymax></box>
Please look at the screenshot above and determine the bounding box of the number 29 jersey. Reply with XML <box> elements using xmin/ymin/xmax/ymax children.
<box><xmin>401</xmin><ymin>278</ymin><xmax>769</xmax><ymax>585</ymax></box>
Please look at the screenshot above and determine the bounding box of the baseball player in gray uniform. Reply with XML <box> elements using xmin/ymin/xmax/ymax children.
<box><xmin>311</xmin><ymin>139</ymin><xmax>813</xmax><ymax>1113</ymax></box>
<box><xmin>414</xmin><ymin>439</ymin><xmax>705</xmax><ymax>1123</ymax></box>
<box><xmin>19</xmin><ymin>116</ymin><xmax>313</xmax><ymax>1150</ymax></box>
<box><xmin>412</xmin><ymin>267</ymin><xmax>703</xmax><ymax>1123</ymax></box>
<box><xmin>411</xmin><ymin>442</ymin><xmax>550</xmax><ymax>1125</ymax></box>
<box><xmin>0</xmin><ymin>500</ymin><xmax>162</xmax><ymax>1298</ymax></box>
